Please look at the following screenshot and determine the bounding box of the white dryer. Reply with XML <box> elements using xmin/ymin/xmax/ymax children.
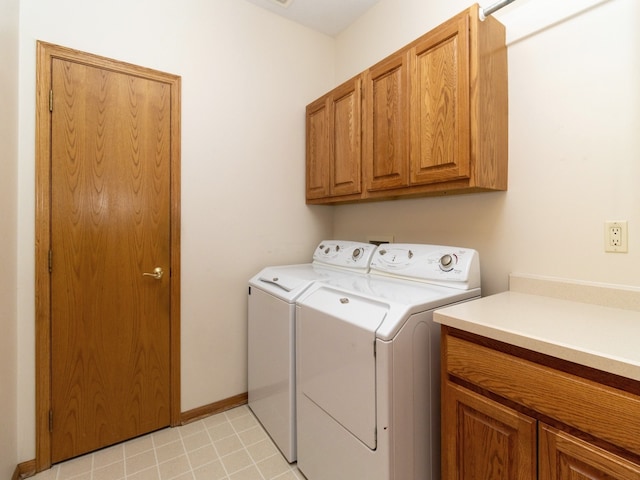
<box><xmin>295</xmin><ymin>244</ymin><xmax>481</xmax><ymax>480</ymax></box>
<box><xmin>247</xmin><ymin>240</ymin><xmax>377</xmax><ymax>462</ymax></box>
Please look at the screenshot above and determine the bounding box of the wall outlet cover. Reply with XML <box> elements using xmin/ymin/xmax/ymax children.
<box><xmin>604</xmin><ymin>221</ymin><xmax>628</xmax><ymax>253</ymax></box>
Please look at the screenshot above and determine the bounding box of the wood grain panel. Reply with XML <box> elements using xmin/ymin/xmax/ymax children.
<box><xmin>442</xmin><ymin>381</ymin><xmax>537</xmax><ymax>480</ymax></box>
<box><xmin>49</xmin><ymin>58</ymin><xmax>171</xmax><ymax>463</ymax></box>
<box><xmin>180</xmin><ymin>393</ymin><xmax>248</xmax><ymax>425</ymax></box>
<box><xmin>331</xmin><ymin>78</ymin><xmax>361</xmax><ymax>196</ymax></box>
<box><xmin>446</xmin><ymin>335</ymin><xmax>640</xmax><ymax>458</ymax></box>
<box><xmin>36</xmin><ymin>41</ymin><xmax>181</xmax><ymax>472</ymax></box>
<box><xmin>539</xmin><ymin>423</ymin><xmax>640</xmax><ymax>480</ymax></box>
<box><xmin>306</xmin><ymin>5</ymin><xmax>507</xmax><ymax>204</ymax></box>
<box><xmin>410</xmin><ymin>11</ymin><xmax>470</xmax><ymax>186</ymax></box>
<box><xmin>305</xmin><ymin>97</ymin><xmax>330</xmax><ymax>200</ymax></box>
<box><xmin>470</xmin><ymin>4</ymin><xmax>509</xmax><ymax>190</ymax></box>
<box><xmin>363</xmin><ymin>53</ymin><xmax>410</xmax><ymax>192</ymax></box>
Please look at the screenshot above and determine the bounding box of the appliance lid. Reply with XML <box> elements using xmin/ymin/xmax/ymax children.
<box><xmin>249</xmin><ymin>261</ymin><xmax>371</xmax><ymax>302</ymax></box>
<box><xmin>298</xmin><ymin>274</ymin><xmax>480</xmax><ymax>340</ymax></box>
<box><xmin>257</xmin><ymin>270</ymin><xmax>308</xmax><ymax>293</ymax></box>
<box><xmin>249</xmin><ymin>264</ymin><xmax>323</xmax><ymax>301</ymax></box>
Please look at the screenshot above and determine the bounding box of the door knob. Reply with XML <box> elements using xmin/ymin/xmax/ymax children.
<box><xmin>143</xmin><ymin>267</ymin><xmax>164</xmax><ymax>280</ymax></box>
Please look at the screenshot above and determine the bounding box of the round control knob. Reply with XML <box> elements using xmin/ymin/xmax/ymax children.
<box><xmin>352</xmin><ymin>248</ymin><xmax>362</xmax><ymax>260</ymax></box>
<box><xmin>439</xmin><ymin>254</ymin><xmax>455</xmax><ymax>272</ymax></box>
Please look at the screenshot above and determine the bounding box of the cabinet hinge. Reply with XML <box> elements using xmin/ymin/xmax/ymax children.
<box><xmin>49</xmin><ymin>410</ymin><xmax>53</xmax><ymax>432</ymax></box>
<box><xmin>49</xmin><ymin>90</ymin><xmax>53</xmax><ymax>112</ymax></box>
<box><xmin>48</xmin><ymin>250</ymin><xmax>52</xmax><ymax>273</ymax></box>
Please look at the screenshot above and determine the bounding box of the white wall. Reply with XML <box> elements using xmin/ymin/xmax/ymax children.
<box><xmin>332</xmin><ymin>0</ymin><xmax>640</xmax><ymax>295</ymax></box>
<box><xmin>0</xmin><ymin>0</ymin><xmax>19</xmax><ymax>475</ymax></box>
<box><xmin>16</xmin><ymin>0</ymin><xmax>335</xmax><ymax>462</ymax></box>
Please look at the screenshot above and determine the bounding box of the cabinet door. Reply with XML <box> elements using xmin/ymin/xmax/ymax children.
<box><xmin>306</xmin><ymin>96</ymin><xmax>330</xmax><ymax>200</ymax></box>
<box><xmin>442</xmin><ymin>382</ymin><xmax>537</xmax><ymax>480</ymax></box>
<box><xmin>410</xmin><ymin>11</ymin><xmax>470</xmax><ymax>186</ymax></box>
<box><xmin>306</xmin><ymin>78</ymin><xmax>362</xmax><ymax>202</ymax></box>
<box><xmin>330</xmin><ymin>78</ymin><xmax>362</xmax><ymax>197</ymax></box>
<box><xmin>363</xmin><ymin>52</ymin><xmax>410</xmax><ymax>192</ymax></box>
<box><xmin>539</xmin><ymin>424</ymin><xmax>640</xmax><ymax>480</ymax></box>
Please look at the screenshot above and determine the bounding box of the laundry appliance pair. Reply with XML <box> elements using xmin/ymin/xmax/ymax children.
<box><xmin>248</xmin><ymin>240</ymin><xmax>480</xmax><ymax>479</ymax></box>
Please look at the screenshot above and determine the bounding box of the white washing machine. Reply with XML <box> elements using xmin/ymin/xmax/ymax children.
<box><xmin>247</xmin><ymin>240</ymin><xmax>378</xmax><ymax>462</ymax></box>
<box><xmin>295</xmin><ymin>244</ymin><xmax>481</xmax><ymax>480</ymax></box>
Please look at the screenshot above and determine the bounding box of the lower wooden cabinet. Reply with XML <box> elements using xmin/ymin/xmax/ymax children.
<box><xmin>441</xmin><ymin>327</ymin><xmax>640</xmax><ymax>480</ymax></box>
<box><xmin>442</xmin><ymin>382</ymin><xmax>536</xmax><ymax>480</ymax></box>
<box><xmin>539</xmin><ymin>424</ymin><xmax>640</xmax><ymax>480</ymax></box>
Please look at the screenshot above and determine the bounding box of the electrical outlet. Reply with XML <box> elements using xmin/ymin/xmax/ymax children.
<box><xmin>604</xmin><ymin>221</ymin><xmax>628</xmax><ymax>253</ymax></box>
<box><xmin>610</xmin><ymin>227</ymin><xmax>622</xmax><ymax>246</ymax></box>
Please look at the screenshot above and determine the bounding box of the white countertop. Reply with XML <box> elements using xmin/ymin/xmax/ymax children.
<box><xmin>434</xmin><ymin>274</ymin><xmax>640</xmax><ymax>382</ymax></box>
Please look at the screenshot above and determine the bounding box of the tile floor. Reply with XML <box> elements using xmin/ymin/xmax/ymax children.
<box><xmin>30</xmin><ymin>405</ymin><xmax>306</xmax><ymax>480</ymax></box>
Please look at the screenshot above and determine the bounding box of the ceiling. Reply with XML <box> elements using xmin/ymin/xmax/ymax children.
<box><xmin>243</xmin><ymin>0</ymin><xmax>383</xmax><ymax>37</ymax></box>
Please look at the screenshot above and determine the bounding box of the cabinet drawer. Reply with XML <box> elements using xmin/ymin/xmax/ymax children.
<box><xmin>445</xmin><ymin>334</ymin><xmax>640</xmax><ymax>457</ymax></box>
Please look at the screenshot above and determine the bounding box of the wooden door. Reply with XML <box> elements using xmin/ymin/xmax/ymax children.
<box><xmin>36</xmin><ymin>42</ymin><xmax>181</xmax><ymax>469</ymax></box>
<box><xmin>410</xmin><ymin>11</ymin><xmax>471</xmax><ymax>186</ymax></box>
<box><xmin>363</xmin><ymin>52</ymin><xmax>410</xmax><ymax>192</ymax></box>
<box><xmin>539</xmin><ymin>424</ymin><xmax>640</xmax><ymax>480</ymax></box>
<box><xmin>442</xmin><ymin>382</ymin><xmax>537</xmax><ymax>480</ymax></box>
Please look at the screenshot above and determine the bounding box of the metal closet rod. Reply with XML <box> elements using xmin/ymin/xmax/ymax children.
<box><xmin>480</xmin><ymin>0</ymin><xmax>517</xmax><ymax>20</ymax></box>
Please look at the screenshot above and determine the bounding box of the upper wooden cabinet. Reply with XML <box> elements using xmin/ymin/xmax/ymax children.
<box><xmin>306</xmin><ymin>76</ymin><xmax>362</xmax><ymax>202</ymax></box>
<box><xmin>363</xmin><ymin>51</ymin><xmax>411</xmax><ymax>193</ymax></box>
<box><xmin>306</xmin><ymin>4</ymin><xmax>508</xmax><ymax>204</ymax></box>
<box><xmin>408</xmin><ymin>11</ymin><xmax>471</xmax><ymax>188</ymax></box>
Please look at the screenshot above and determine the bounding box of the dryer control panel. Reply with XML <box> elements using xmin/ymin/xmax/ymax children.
<box><xmin>312</xmin><ymin>240</ymin><xmax>378</xmax><ymax>272</ymax></box>
<box><xmin>369</xmin><ymin>244</ymin><xmax>480</xmax><ymax>290</ymax></box>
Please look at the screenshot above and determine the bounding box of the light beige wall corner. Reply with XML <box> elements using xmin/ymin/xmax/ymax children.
<box><xmin>0</xmin><ymin>0</ymin><xmax>19</xmax><ymax>476</ymax></box>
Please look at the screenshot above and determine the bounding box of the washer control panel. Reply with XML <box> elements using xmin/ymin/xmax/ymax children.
<box><xmin>370</xmin><ymin>244</ymin><xmax>480</xmax><ymax>289</ymax></box>
<box><xmin>438</xmin><ymin>253</ymin><xmax>457</xmax><ymax>272</ymax></box>
<box><xmin>312</xmin><ymin>240</ymin><xmax>378</xmax><ymax>271</ymax></box>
